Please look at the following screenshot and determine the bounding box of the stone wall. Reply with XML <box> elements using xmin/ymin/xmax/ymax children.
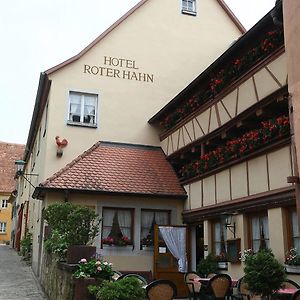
<box><xmin>40</xmin><ymin>252</ymin><xmax>76</xmax><ymax>300</ymax></box>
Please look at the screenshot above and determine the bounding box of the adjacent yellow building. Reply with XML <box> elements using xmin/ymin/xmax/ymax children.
<box><xmin>0</xmin><ymin>142</ymin><xmax>24</xmax><ymax>244</ymax></box>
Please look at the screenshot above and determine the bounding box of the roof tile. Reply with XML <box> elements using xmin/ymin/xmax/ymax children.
<box><xmin>0</xmin><ymin>142</ymin><xmax>25</xmax><ymax>193</ymax></box>
<box><xmin>40</xmin><ymin>142</ymin><xmax>186</xmax><ymax>197</ymax></box>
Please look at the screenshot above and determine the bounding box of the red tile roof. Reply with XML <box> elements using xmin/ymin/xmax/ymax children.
<box><xmin>0</xmin><ymin>142</ymin><xmax>25</xmax><ymax>193</ymax></box>
<box><xmin>36</xmin><ymin>142</ymin><xmax>186</xmax><ymax>198</ymax></box>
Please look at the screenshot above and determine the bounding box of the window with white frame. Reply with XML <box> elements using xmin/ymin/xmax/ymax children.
<box><xmin>140</xmin><ymin>210</ymin><xmax>170</xmax><ymax>248</ymax></box>
<box><xmin>182</xmin><ymin>0</ymin><xmax>196</xmax><ymax>15</ymax></box>
<box><xmin>291</xmin><ymin>210</ymin><xmax>300</xmax><ymax>251</ymax></box>
<box><xmin>213</xmin><ymin>220</ymin><xmax>227</xmax><ymax>260</ymax></box>
<box><xmin>102</xmin><ymin>208</ymin><xmax>133</xmax><ymax>246</ymax></box>
<box><xmin>250</xmin><ymin>214</ymin><xmax>269</xmax><ymax>252</ymax></box>
<box><xmin>68</xmin><ymin>91</ymin><xmax>97</xmax><ymax>126</ymax></box>
<box><xmin>0</xmin><ymin>222</ymin><xmax>6</xmax><ymax>233</ymax></box>
<box><xmin>1</xmin><ymin>199</ymin><xmax>8</xmax><ymax>209</ymax></box>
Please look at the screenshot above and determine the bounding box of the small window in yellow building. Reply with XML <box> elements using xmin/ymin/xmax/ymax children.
<box><xmin>0</xmin><ymin>222</ymin><xmax>6</xmax><ymax>233</ymax></box>
<box><xmin>1</xmin><ymin>199</ymin><xmax>8</xmax><ymax>209</ymax></box>
<box><xmin>182</xmin><ymin>0</ymin><xmax>196</xmax><ymax>15</ymax></box>
<box><xmin>68</xmin><ymin>91</ymin><xmax>98</xmax><ymax>127</ymax></box>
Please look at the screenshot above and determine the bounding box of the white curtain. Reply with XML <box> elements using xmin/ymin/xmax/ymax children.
<box><xmin>102</xmin><ymin>209</ymin><xmax>115</xmax><ymax>238</ymax></box>
<box><xmin>118</xmin><ymin>210</ymin><xmax>131</xmax><ymax>239</ymax></box>
<box><xmin>141</xmin><ymin>212</ymin><xmax>155</xmax><ymax>239</ymax></box>
<box><xmin>159</xmin><ymin>226</ymin><xmax>187</xmax><ymax>273</ymax></box>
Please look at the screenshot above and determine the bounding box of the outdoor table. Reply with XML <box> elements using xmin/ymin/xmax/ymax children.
<box><xmin>273</xmin><ymin>288</ymin><xmax>298</xmax><ymax>300</ymax></box>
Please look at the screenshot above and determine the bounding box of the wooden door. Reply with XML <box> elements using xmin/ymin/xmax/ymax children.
<box><xmin>153</xmin><ymin>225</ymin><xmax>189</xmax><ymax>298</ymax></box>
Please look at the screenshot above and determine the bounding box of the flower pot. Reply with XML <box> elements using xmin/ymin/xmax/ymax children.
<box><xmin>217</xmin><ymin>262</ymin><xmax>228</xmax><ymax>270</ymax></box>
<box><xmin>285</xmin><ymin>265</ymin><xmax>300</xmax><ymax>274</ymax></box>
<box><xmin>74</xmin><ymin>278</ymin><xmax>96</xmax><ymax>300</ymax></box>
<box><xmin>67</xmin><ymin>245</ymin><xmax>96</xmax><ymax>264</ymax></box>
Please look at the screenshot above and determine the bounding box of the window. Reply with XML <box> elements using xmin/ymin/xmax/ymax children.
<box><xmin>140</xmin><ymin>210</ymin><xmax>170</xmax><ymax>247</ymax></box>
<box><xmin>1</xmin><ymin>199</ymin><xmax>8</xmax><ymax>209</ymax></box>
<box><xmin>102</xmin><ymin>208</ymin><xmax>133</xmax><ymax>246</ymax></box>
<box><xmin>250</xmin><ymin>214</ymin><xmax>269</xmax><ymax>252</ymax></box>
<box><xmin>213</xmin><ymin>220</ymin><xmax>227</xmax><ymax>259</ymax></box>
<box><xmin>182</xmin><ymin>0</ymin><xmax>196</xmax><ymax>15</ymax></box>
<box><xmin>0</xmin><ymin>222</ymin><xmax>6</xmax><ymax>233</ymax></box>
<box><xmin>68</xmin><ymin>91</ymin><xmax>97</xmax><ymax>126</ymax></box>
<box><xmin>291</xmin><ymin>210</ymin><xmax>300</xmax><ymax>251</ymax></box>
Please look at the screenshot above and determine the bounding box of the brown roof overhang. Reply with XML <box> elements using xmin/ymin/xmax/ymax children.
<box><xmin>182</xmin><ymin>186</ymin><xmax>294</xmax><ymax>224</ymax></box>
<box><xmin>32</xmin><ymin>186</ymin><xmax>188</xmax><ymax>201</ymax></box>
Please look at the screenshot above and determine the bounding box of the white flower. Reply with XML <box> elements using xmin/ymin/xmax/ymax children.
<box><xmin>79</xmin><ymin>258</ymin><xmax>87</xmax><ymax>264</ymax></box>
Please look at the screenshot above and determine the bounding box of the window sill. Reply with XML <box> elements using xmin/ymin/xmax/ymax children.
<box><xmin>67</xmin><ymin>121</ymin><xmax>97</xmax><ymax>128</ymax></box>
<box><xmin>141</xmin><ymin>245</ymin><xmax>154</xmax><ymax>251</ymax></box>
<box><xmin>181</xmin><ymin>9</ymin><xmax>197</xmax><ymax>16</ymax></box>
<box><xmin>285</xmin><ymin>265</ymin><xmax>300</xmax><ymax>274</ymax></box>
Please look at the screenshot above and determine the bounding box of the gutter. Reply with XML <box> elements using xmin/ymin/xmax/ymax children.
<box><xmin>23</xmin><ymin>73</ymin><xmax>51</xmax><ymax>163</ymax></box>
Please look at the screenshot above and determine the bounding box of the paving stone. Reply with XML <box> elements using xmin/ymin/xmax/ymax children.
<box><xmin>0</xmin><ymin>245</ymin><xmax>47</xmax><ymax>300</ymax></box>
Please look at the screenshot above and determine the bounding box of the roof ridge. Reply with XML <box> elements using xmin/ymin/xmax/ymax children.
<box><xmin>100</xmin><ymin>141</ymin><xmax>161</xmax><ymax>150</ymax></box>
<box><xmin>45</xmin><ymin>0</ymin><xmax>149</xmax><ymax>75</ymax></box>
<box><xmin>41</xmin><ymin>141</ymin><xmax>101</xmax><ymax>186</ymax></box>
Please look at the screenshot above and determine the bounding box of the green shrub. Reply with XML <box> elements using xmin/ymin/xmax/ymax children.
<box><xmin>42</xmin><ymin>203</ymin><xmax>101</xmax><ymax>260</ymax></box>
<box><xmin>196</xmin><ymin>253</ymin><xmax>218</xmax><ymax>277</ymax></box>
<box><xmin>44</xmin><ymin>229</ymin><xmax>68</xmax><ymax>260</ymax></box>
<box><xmin>244</xmin><ymin>248</ymin><xmax>286</xmax><ymax>297</ymax></box>
<box><xmin>91</xmin><ymin>277</ymin><xmax>146</xmax><ymax>300</ymax></box>
<box><xmin>20</xmin><ymin>233</ymin><xmax>32</xmax><ymax>261</ymax></box>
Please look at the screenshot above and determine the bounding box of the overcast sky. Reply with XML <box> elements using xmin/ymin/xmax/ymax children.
<box><xmin>0</xmin><ymin>0</ymin><xmax>276</xmax><ymax>145</ymax></box>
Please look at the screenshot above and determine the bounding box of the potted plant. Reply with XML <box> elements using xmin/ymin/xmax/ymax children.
<box><xmin>73</xmin><ymin>258</ymin><xmax>114</xmax><ymax>300</ymax></box>
<box><xmin>284</xmin><ymin>248</ymin><xmax>300</xmax><ymax>273</ymax></box>
<box><xmin>43</xmin><ymin>202</ymin><xmax>101</xmax><ymax>263</ymax></box>
<box><xmin>243</xmin><ymin>248</ymin><xmax>286</xmax><ymax>299</ymax></box>
<box><xmin>215</xmin><ymin>251</ymin><xmax>228</xmax><ymax>269</ymax></box>
<box><xmin>102</xmin><ymin>236</ymin><xmax>131</xmax><ymax>247</ymax></box>
<box><xmin>196</xmin><ymin>253</ymin><xmax>218</xmax><ymax>277</ymax></box>
<box><xmin>88</xmin><ymin>276</ymin><xmax>146</xmax><ymax>300</ymax></box>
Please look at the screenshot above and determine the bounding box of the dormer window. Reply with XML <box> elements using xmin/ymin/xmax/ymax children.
<box><xmin>68</xmin><ymin>91</ymin><xmax>98</xmax><ymax>127</ymax></box>
<box><xmin>182</xmin><ymin>0</ymin><xmax>196</xmax><ymax>15</ymax></box>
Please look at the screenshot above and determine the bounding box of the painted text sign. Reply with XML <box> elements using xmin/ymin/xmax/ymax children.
<box><xmin>84</xmin><ymin>56</ymin><xmax>154</xmax><ymax>83</ymax></box>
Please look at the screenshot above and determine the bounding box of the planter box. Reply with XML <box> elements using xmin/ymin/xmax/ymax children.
<box><xmin>285</xmin><ymin>265</ymin><xmax>300</xmax><ymax>274</ymax></box>
<box><xmin>67</xmin><ymin>245</ymin><xmax>96</xmax><ymax>264</ymax></box>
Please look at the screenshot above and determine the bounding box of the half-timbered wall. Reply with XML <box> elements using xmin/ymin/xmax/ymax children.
<box><xmin>184</xmin><ymin>145</ymin><xmax>293</xmax><ymax>210</ymax></box>
<box><xmin>160</xmin><ymin>52</ymin><xmax>288</xmax><ymax>155</ymax></box>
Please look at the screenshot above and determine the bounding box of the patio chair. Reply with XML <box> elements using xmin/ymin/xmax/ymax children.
<box><xmin>291</xmin><ymin>289</ymin><xmax>300</xmax><ymax>300</ymax></box>
<box><xmin>117</xmin><ymin>273</ymin><xmax>148</xmax><ymax>285</ymax></box>
<box><xmin>184</xmin><ymin>272</ymin><xmax>202</xmax><ymax>300</ymax></box>
<box><xmin>281</xmin><ymin>279</ymin><xmax>300</xmax><ymax>289</ymax></box>
<box><xmin>146</xmin><ymin>279</ymin><xmax>177</xmax><ymax>300</ymax></box>
<box><xmin>207</xmin><ymin>273</ymin><xmax>232</xmax><ymax>300</ymax></box>
<box><xmin>232</xmin><ymin>277</ymin><xmax>250</xmax><ymax>300</ymax></box>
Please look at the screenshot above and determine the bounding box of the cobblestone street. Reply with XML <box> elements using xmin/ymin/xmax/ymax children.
<box><xmin>0</xmin><ymin>245</ymin><xmax>47</xmax><ymax>300</ymax></box>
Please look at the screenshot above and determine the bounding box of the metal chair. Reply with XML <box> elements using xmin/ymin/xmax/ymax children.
<box><xmin>146</xmin><ymin>279</ymin><xmax>177</xmax><ymax>300</ymax></box>
<box><xmin>207</xmin><ymin>273</ymin><xmax>232</xmax><ymax>300</ymax></box>
<box><xmin>184</xmin><ymin>272</ymin><xmax>202</xmax><ymax>300</ymax></box>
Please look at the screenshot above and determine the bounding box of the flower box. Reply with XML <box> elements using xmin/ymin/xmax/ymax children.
<box><xmin>217</xmin><ymin>262</ymin><xmax>228</xmax><ymax>270</ymax></box>
<box><xmin>285</xmin><ymin>265</ymin><xmax>300</xmax><ymax>274</ymax></box>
